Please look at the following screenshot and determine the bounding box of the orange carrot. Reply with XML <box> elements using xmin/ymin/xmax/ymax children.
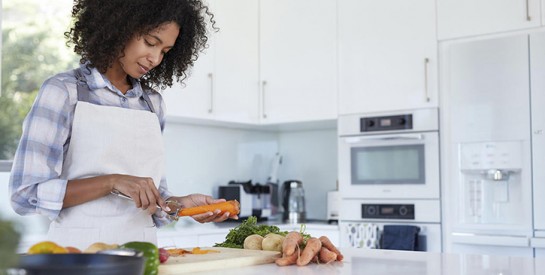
<box><xmin>319</xmin><ymin>236</ymin><xmax>343</xmax><ymax>261</ymax></box>
<box><xmin>282</xmin><ymin>231</ymin><xmax>303</xmax><ymax>256</ymax></box>
<box><xmin>177</xmin><ymin>200</ymin><xmax>240</xmax><ymax>217</ymax></box>
<box><xmin>275</xmin><ymin>246</ymin><xmax>299</xmax><ymax>266</ymax></box>
<box><xmin>296</xmin><ymin>237</ymin><xmax>322</xmax><ymax>266</ymax></box>
<box><xmin>317</xmin><ymin>247</ymin><xmax>337</xmax><ymax>264</ymax></box>
<box><xmin>191</xmin><ymin>247</ymin><xmax>220</xmax><ymax>254</ymax></box>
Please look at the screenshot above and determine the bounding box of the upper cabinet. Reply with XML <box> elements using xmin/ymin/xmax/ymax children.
<box><xmin>163</xmin><ymin>0</ymin><xmax>338</xmax><ymax>125</ymax></box>
<box><xmin>337</xmin><ymin>0</ymin><xmax>438</xmax><ymax>115</ymax></box>
<box><xmin>163</xmin><ymin>0</ymin><xmax>260</xmax><ymax>124</ymax></box>
<box><xmin>437</xmin><ymin>0</ymin><xmax>541</xmax><ymax>40</ymax></box>
<box><xmin>259</xmin><ymin>0</ymin><xmax>337</xmax><ymax>124</ymax></box>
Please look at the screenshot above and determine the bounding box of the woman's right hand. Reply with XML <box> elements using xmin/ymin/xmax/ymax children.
<box><xmin>109</xmin><ymin>174</ymin><xmax>168</xmax><ymax>215</ymax></box>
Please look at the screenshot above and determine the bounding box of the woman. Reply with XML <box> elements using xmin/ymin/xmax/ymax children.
<box><xmin>9</xmin><ymin>0</ymin><xmax>235</xmax><ymax>250</ymax></box>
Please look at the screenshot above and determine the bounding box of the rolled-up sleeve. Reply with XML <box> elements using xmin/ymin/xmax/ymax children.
<box><xmin>9</xmin><ymin>75</ymin><xmax>74</xmax><ymax>221</ymax></box>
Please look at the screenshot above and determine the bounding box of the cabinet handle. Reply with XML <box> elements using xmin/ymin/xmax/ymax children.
<box><xmin>208</xmin><ymin>73</ymin><xmax>214</xmax><ymax>113</ymax></box>
<box><xmin>262</xmin><ymin>80</ymin><xmax>267</xmax><ymax>119</ymax></box>
<box><xmin>526</xmin><ymin>0</ymin><xmax>531</xmax><ymax>21</ymax></box>
<box><xmin>535</xmin><ymin>130</ymin><xmax>543</xmax><ymax>135</ymax></box>
<box><xmin>424</xmin><ymin>58</ymin><xmax>430</xmax><ymax>102</ymax></box>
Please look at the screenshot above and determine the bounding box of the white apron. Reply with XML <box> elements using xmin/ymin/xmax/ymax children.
<box><xmin>47</xmin><ymin>69</ymin><xmax>165</xmax><ymax>250</ymax></box>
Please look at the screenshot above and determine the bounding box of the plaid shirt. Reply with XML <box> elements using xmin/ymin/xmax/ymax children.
<box><xmin>9</xmin><ymin>64</ymin><xmax>173</xmax><ymax>227</ymax></box>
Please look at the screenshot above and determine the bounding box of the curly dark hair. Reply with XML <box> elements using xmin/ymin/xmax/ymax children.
<box><xmin>65</xmin><ymin>0</ymin><xmax>216</xmax><ymax>89</ymax></box>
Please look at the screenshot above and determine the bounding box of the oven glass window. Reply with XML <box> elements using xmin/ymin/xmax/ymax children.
<box><xmin>351</xmin><ymin>144</ymin><xmax>425</xmax><ymax>184</ymax></box>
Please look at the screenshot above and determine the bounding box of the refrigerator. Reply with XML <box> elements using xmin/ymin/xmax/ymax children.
<box><xmin>440</xmin><ymin>33</ymin><xmax>536</xmax><ymax>257</ymax></box>
<box><xmin>530</xmin><ymin>32</ymin><xmax>545</xmax><ymax>257</ymax></box>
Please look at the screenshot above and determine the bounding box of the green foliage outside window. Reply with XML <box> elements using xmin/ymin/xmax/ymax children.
<box><xmin>1</xmin><ymin>0</ymin><xmax>78</xmax><ymax>160</ymax></box>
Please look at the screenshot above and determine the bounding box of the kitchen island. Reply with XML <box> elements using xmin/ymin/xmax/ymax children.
<box><xmin>175</xmin><ymin>248</ymin><xmax>544</xmax><ymax>275</ymax></box>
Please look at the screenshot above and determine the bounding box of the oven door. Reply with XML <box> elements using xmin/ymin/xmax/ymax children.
<box><xmin>339</xmin><ymin>132</ymin><xmax>439</xmax><ymax>199</ymax></box>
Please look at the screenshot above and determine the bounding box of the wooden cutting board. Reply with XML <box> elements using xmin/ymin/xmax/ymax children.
<box><xmin>159</xmin><ymin>247</ymin><xmax>281</xmax><ymax>274</ymax></box>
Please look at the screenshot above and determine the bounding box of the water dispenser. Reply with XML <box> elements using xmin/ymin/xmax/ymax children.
<box><xmin>459</xmin><ymin>141</ymin><xmax>523</xmax><ymax>225</ymax></box>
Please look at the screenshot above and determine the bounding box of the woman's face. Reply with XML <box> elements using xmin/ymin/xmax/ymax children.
<box><xmin>119</xmin><ymin>22</ymin><xmax>180</xmax><ymax>79</ymax></box>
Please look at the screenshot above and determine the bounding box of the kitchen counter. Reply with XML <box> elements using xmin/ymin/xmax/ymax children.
<box><xmin>182</xmin><ymin>248</ymin><xmax>545</xmax><ymax>275</ymax></box>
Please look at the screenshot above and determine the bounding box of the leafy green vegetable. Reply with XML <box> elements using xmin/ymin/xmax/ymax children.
<box><xmin>214</xmin><ymin>216</ymin><xmax>312</xmax><ymax>249</ymax></box>
<box><xmin>214</xmin><ymin>216</ymin><xmax>287</xmax><ymax>248</ymax></box>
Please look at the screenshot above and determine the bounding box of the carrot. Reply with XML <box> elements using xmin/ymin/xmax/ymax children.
<box><xmin>317</xmin><ymin>247</ymin><xmax>337</xmax><ymax>264</ymax></box>
<box><xmin>282</xmin><ymin>231</ymin><xmax>303</xmax><ymax>256</ymax></box>
<box><xmin>275</xmin><ymin>247</ymin><xmax>299</xmax><ymax>266</ymax></box>
<box><xmin>191</xmin><ymin>247</ymin><xmax>220</xmax><ymax>254</ymax></box>
<box><xmin>319</xmin><ymin>236</ymin><xmax>343</xmax><ymax>261</ymax></box>
<box><xmin>177</xmin><ymin>200</ymin><xmax>240</xmax><ymax>217</ymax></box>
<box><xmin>296</xmin><ymin>237</ymin><xmax>322</xmax><ymax>266</ymax></box>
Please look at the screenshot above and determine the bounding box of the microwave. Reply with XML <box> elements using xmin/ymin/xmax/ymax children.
<box><xmin>338</xmin><ymin>108</ymin><xmax>440</xmax><ymax>200</ymax></box>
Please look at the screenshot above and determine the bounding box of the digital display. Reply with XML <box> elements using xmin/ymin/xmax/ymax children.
<box><xmin>380</xmin><ymin>119</ymin><xmax>392</xmax><ymax>127</ymax></box>
<box><xmin>381</xmin><ymin>207</ymin><xmax>394</xmax><ymax>215</ymax></box>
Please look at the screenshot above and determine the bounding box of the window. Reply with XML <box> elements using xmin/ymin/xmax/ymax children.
<box><xmin>1</xmin><ymin>0</ymin><xmax>78</xmax><ymax>171</ymax></box>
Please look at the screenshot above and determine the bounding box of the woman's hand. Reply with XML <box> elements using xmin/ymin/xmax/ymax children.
<box><xmin>110</xmin><ymin>174</ymin><xmax>168</xmax><ymax>215</ymax></box>
<box><xmin>170</xmin><ymin>194</ymin><xmax>238</xmax><ymax>223</ymax></box>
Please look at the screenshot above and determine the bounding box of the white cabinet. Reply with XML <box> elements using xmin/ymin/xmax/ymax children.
<box><xmin>338</xmin><ymin>0</ymin><xmax>438</xmax><ymax>115</ymax></box>
<box><xmin>163</xmin><ymin>0</ymin><xmax>259</xmax><ymax>124</ymax></box>
<box><xmin>164</xmin><ymin>0</ymin><xmax>337</xmax><ymax>125</ymax></box>
<box><xmin>259</xmin><ymin>0</ymin><xmax>337</xmax><ymax>123</ymax></box>
<box><xmin>437</xmin><ymin>0</ymin><xmax>541</xmax><ymax>40</ymax></box>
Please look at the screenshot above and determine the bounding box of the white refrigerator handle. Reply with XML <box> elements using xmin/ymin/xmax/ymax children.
<box><xmin>451</xmin><ymin>233</ymin><xmax>530</xmax><ymax>247</ymax></box>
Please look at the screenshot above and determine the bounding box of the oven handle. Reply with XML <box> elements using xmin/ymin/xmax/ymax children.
<box><xmin>344</xmin><ymin>134</ymin><xmax>425</xmax><ymax>143</ymax></box>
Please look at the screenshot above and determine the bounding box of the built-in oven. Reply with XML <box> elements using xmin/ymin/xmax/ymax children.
<box><xmin>338</xmin><ymin>108</ymin><xmax>442</xmax><ymax>252</ymax></box>
<box><xmin>338</xmin><ymin>108</ymin><xmax>440</xmax><ymax>199</ymax></box>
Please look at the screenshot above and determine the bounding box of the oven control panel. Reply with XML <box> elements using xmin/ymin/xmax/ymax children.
<box><xmin>362</xmin><ymin>204</ymin><xmax>415</xmax><ymax>220</ymax></box>
<box><xmin>360</xmin><ymin>114</ymin><xmax>413</xmax><ymax>132</ymax></box>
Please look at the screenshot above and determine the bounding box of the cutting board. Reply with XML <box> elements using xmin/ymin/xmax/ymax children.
<box><xmin>159</xmin><ymin>247</ymin><xmax>281</xmax><ymax>274</ymax></box>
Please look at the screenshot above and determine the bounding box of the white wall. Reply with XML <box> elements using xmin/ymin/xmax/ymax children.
<box><xmin>278</xmin><ymin>129</ymin><xmax>338</xmax><ymax>220</ymax></box>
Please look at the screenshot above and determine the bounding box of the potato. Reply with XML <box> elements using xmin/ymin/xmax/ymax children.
<box><xmin>84</xmin><ymin>242</ymin><xmax>119</xmax><ymax>253</ymax></box>
<box><xmin>262</xmin><ymin>233</ymin><xmax>285</xmax><ymax>252</ymax></box>
<box><xmin>243</xmin><ymin>234</ymin><xmax>264</xmax><ymax>250</ymax></box>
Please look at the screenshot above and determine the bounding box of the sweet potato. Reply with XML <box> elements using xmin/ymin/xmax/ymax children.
<box><xmin>275</xmin><ymin>247</ymin><xmax>299</xmax><ymax>266</ymax></box>
<box><xmin>296</xmin><ymin>237</ymin><xmax>322</xmax><ymax>266</ymax></box>
<box><xmin>319</xmin><ymin>236</ymin><xmax>343</xmax><ymax>261</ymax></box>
<box><xmin>317</xmin><ymin>247</ymin><xmax>337</xmax><ymax>264</ymax></box>
<box><xmin>282</xmin><ymin>231</ymin><xmax>303</xmax><ymax>256</ymax></box>
<box><xmin>177</xmin><ymin>200</ymin><xmax>240</xmax><ymax>217</ymax></box>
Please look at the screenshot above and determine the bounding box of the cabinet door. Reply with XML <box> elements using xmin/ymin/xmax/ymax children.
<box><xmin>162</xmin><ymin>39</ymin><xmax>215</xmax><ymax>119</ymax></box>
<box><xmin>338</xmin><ymin>0</ymin><xmax>438</xmax><ymax>115</ymax></box>
<box><xmin>163</xmin><ymin>0</ymin><xmax>259</xmax><ymax>123</ymax></box>
<box><xmin>212</xmin><ymin>0</ymin><xmax>259</xmax><ymax>123</ymax></box>
<box><xmin>437</xmin><ymin>0</ymin><xmax>541</xmax><ymax>40</ymax></box>
<box><xmin>530</xmin><ymin>32</ymin><xmax>545</xmax><ymax>230</ymax></box>
<box><xmin>259</xmin><ymin>0</ymin><xmax>337</xmax><ymax>123</ymax></box>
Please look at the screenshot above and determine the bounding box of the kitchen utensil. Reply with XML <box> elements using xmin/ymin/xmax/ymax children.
<box><xmin>12</xmin><ymin>253</ymin><xmax>145</xmax><ymax>275</ymax></box>
<box><xmin>281</xmin><ymin>180</ymin><xmax>306</xmax><ymax>223</ymax></box>
<box><xmin>110</xmin><ymin>189</ymin><xmax>181</xmax><ymax>221</ymax></box>
<box><xmin>159</xmin><ymin>247</ymin><xmax>280</xmax><ymax>274</ymax></box>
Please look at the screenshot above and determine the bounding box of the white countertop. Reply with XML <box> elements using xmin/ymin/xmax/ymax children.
<box><xmin>183</xmin><ymin>248</ymin><xmax>545</xmax><ymax>275</ymax></box>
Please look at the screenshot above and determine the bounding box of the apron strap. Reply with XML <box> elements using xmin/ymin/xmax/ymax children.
<box><xmin>73</xmin><ymin>68</ymin><xmax>156</xmax><ymax>113</ymax></box>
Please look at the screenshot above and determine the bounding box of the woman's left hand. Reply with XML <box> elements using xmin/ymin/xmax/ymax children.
<box><xmin>171</xmin><ymin>194</ymin><xmax>238</xmax><ymax>223</ymax></box>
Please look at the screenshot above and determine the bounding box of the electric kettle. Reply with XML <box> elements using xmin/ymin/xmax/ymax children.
<box><xmin>281</xmin><ymin>180</ymin><xmax>306</xmax><ymax>223</ymax></box>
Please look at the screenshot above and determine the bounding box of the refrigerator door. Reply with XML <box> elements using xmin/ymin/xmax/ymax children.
<box><xmin>530</xmin><ymin>32</ymin><xmax>545</xmax><ymax>232</ymax></box>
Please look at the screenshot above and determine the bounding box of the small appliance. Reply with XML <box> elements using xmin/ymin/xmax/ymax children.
<box><xmin>281</xmin><ymin>180</ymin><xmax>306</xmax><ymax>223</ymax></box>
<box><xmin>218</xmin><ymin>180</ymin><xmax>272</xmax><ymax>220</ymax></box>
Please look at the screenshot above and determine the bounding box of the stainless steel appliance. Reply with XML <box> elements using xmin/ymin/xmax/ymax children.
<box><xmin>281</xmin><ymin>180</ymin><xmax>306</xmax><ymax>223</ymax></box>
<box><xmin>218</xmin><ymin>181</ymin><xmax>272</xmax><ymax>220</ymax></box>
<box><xmin>338</xmin><ymin>108</ymin><xmax>442</xmax><ymax>252</ymax></box>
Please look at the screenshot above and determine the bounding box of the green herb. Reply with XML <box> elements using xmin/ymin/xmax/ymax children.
<box><xmin>214</xmin><ymin>216</ymin><xmax>311</xmax><ymax>249</ymax></box>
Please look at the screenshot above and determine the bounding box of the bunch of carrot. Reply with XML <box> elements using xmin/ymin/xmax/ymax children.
<box><xmin>275</xmin><ymin>231</ymin><xmax>343</xmax><ymax>266</ymax></box>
